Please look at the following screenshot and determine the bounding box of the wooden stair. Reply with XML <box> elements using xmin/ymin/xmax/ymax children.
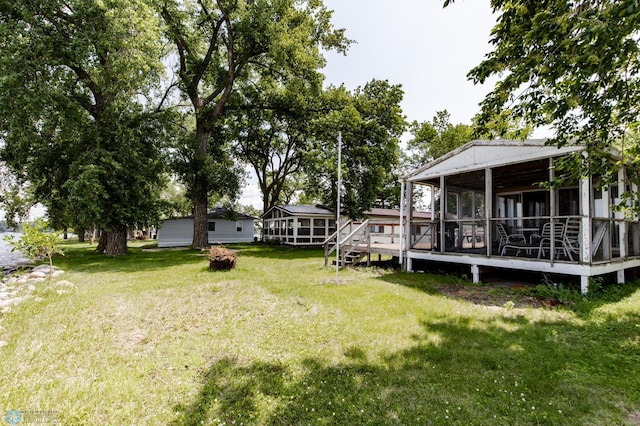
<box><xmin>323</xmin><ymin>220</ymin><xmax>370</xmax><ymax>267</ymax></box>
<box><xmin>331</xmin><ymin>250</ymin><xmax>366</xmax><ymax>266</ymax></box>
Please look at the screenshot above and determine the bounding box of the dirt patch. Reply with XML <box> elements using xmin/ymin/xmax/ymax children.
<box><xmin>627</xmin><ymin>408</ymin><xmax>640</xmax><ymax>425</ymax></box>
<box><xmin>435</xmin><ymin>283</ymin><xmax>559</xmax><ymax>309</ymax></box>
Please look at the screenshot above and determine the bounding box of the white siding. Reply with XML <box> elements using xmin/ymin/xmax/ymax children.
<box><xmin>158</xmin><ymin>218</ymin><xmax>255</xmax><ymax>247</ymax></box>
<box><xmin>157</xmin><ymin>218</ymin><xmax>194</xmax><ymax>247</ymax></box>
<box><xmin>207</xmin><ymin>219</ymin><xmax>255</xmax><ymax>244</ymax></box>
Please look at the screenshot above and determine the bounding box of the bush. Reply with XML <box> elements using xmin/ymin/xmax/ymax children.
<box><xmin>3</xmin><ymin>218</ymin><xmax>63</xmax><ymax>277</ymax></box>
<box><xmin>205</xmin><ymin>246</ymin><xmax>237</xmax><ymax>270</ymax></box>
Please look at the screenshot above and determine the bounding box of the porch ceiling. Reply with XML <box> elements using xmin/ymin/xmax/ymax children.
<box><xmin>406</xmin><ymin>139</ymin><xmax>583</xmax><ymax>184</ymax></box>
<box><xmin>418</xmin><ymin>159</ymin><xmax>552</xmax><ymax>193</ymax></box>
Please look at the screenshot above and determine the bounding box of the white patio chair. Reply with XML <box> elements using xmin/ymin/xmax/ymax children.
<box><xmin>497</xmin><ymin>223</ymin><xmax>526</xmax><ymax>254</ymax></box>
<box><xmin>537</xmin><ymin>222</ymin><xmax>566</xmax><ymax>259</ymax></box>
<box><xmin>560</xmin><ymin>217</ymin><xmax>581</xmax><ymax>261</ymax></box>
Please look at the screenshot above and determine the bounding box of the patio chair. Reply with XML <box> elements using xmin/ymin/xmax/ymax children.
<box><xmin>560</xmin><ymin>217</ymin><xmax>581</xmax><ymax>261</ymax></box>
<box><xmin>497</xmin><ymin>223</ymin><xmax>527</xmax><ymax>255</ymax></box>
<box><xmin>537</xmin><ymin>222</ymin><xmax>566</xmax><ymax>259</ymax></box>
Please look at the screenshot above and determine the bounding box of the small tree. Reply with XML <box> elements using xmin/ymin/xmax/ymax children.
<box><xmin>4</xmin><ymin>218</ymin><xmax>64</xmax><ymax>277</ymax></box>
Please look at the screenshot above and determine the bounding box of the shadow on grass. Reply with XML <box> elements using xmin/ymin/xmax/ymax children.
<box><xmin>51</xmin><ymin>243</ymin><xmax>325</xmax><ymax>275</ymax></box>
<box><xmin>377</xmin><ymin>268</ymin><xmax>640</xmax><ymax>316</ymax></box>
<box><xmin>171</xmin><ymin>312</ymin><xmax>640</xmax><ymax>425</ymax></box>
<box><xmin>52</xmin><ymin>245</ymin><xmax>206</xmax><ymax>274</ymax></box>
<box><xmin>231</xmin><ymin>243</ymin><xmax>325</xmax><ymax>260</ymax></box>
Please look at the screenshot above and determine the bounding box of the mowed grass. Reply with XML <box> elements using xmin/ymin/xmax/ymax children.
<box><xmin>1</xmin><ymin>241</ymin><xmax>639</xmax><ymax>425</ymax></box>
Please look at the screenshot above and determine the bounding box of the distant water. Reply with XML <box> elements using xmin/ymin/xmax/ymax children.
<box><xmin>0</xmin><ymin>232</ymin><xmax>27</xmax><ymax>267</ymax></box>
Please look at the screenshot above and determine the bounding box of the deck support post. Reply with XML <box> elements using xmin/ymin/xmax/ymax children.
<box><xmin>580</xmin><ymin>276</ymin><xmax>589</xmax><ymax>294</ymax></box>
<box><xmin>617</xmin><ymin>270</ymin><xmax>625</xmax><ymax>284</ymax></box>
<box><xmin>485</xmin><ymin>168</ymin><xmax>492</xmax><ymax>256</ymax></box>
<box><xmin>440</xmin><ymin>176</ymin><xmax>446</xmax><ymax>253</ymax></box>
<box><xmin>471</xmin><ymin>264</ymin><xmax>480</xmax><ymax>283</ymax></box>
<box><xmin>580</xmin><ymin>177</ymin><xmax>591</xmax><ymax>264</ymax></box>
<box><xmin>549</xmin><ymin>158</ymin><xmax>556</xmax><ymax>265</ymax></box>
<box><xmin>618</xmin><ymin>167</ymin><xmax>627</xmax><ymax>266</ymax></box>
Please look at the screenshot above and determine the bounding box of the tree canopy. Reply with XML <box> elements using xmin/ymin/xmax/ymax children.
<box><xmin>158</xmin><ymin>0</ymin><xmax>349</xmax><ymax>248</ymax></box>
<box><xmin>406</xmin><ymin>110</ymin><xmax>473</xmax><ymax>168</ymax></box>
<box><xmin>305</xmin><ymin>80</ymin><xmax>407</xmax><ymax>219</ymax></box>
<box><xmin>446</xmin><ymin>0</ymin><xmax>640</xmax><ymax>186</ymax></box>
<box><xmin>0</xmin><ymin>0</ymin><xmax>169</xmax><ymax>255</ymax></box>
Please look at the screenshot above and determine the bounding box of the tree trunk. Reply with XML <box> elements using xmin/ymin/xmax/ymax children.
<box><xmin>89</xmin><ymin>224</ymin><xmax>95</xmax><ymax>245</ymax></box>
<box><xmin>103</xmin><ymin>226</ymin><xmax>128</xmax><ymax>256</ymax></box>
<box><xmin>96</xmin><ymin>229</ymin><xmax>106</xmax><ymax>253</ymax></box>
<box><xmin>192</xmin><ymin>121</ymin><xmax>210</xmax><ymax>250</ymax></box>
<box><xmin>192</xmin><ymin>181</ymin><xmax>209</xmax><ymax>249</ymax></box>
<box><xmin>77</xmin><ymin>228</ymin><xmax>85</xmax><ymax>243</ymax></box>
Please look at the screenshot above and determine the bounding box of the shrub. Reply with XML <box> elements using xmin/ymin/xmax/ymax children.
<box><xmin>3</xmin><ymin>218</ymin><xmax>63</xmax><ymax>277</ymax></box>
<box><xmin>205</xmin><ymin>246</ymin><xmax>237</xmax><ymax>270</ymax></box>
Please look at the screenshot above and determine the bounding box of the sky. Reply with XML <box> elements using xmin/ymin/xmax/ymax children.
<box><xmin>241</xmin><ymin>0</ymin><xmax>516</xmax><ymax>209</ymax></box>
<box><xmin>321</xmin><ymin>0</ymin><xmax>499</xmax><ymax>127</ymax></box>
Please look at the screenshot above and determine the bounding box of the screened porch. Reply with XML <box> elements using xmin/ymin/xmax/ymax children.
<box><xmin>403</xmin><ymin>140</ymin><xmax>640</xmax><ymax>292</ymax></box>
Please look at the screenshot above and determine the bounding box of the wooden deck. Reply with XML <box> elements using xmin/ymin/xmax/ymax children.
<box><xmin>352</xmin><ymin>242</ymin><xmax>401</xmax><ymax>257</ymax></box>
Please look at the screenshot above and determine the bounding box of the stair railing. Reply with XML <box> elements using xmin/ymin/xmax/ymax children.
<box><xmin>323</xmin><ymin>220</ymin><xmax>370</xmax><ymax>266</ymax></box>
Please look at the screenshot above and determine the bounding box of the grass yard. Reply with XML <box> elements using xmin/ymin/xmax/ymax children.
<box><xmin>1</xmin><ymin>241</ymin><xmax>639</xmax><ymax>425</ymax></box>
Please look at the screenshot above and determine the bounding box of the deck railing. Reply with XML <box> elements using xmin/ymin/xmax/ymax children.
<box><xmin>406</xmin><ymin>215</ymin><xmax>640</xmax><ymax>264</ymax></box>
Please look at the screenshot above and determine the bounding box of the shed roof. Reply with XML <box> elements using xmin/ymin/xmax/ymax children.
<box><xmin>164</xmin><ymin>207</ymin><xmax>256</xmax><ymax>221</ymax></box>
<box><xmin>262</xmin><ymin>205</ymin><xmax>334</xmax><ymax>219</ymax></box>
<box><xmin>405</xmin><ymin>139</ymin><xmax>584</xmax><ymax>183</ymax></box>
<box><xmin>365</xmin><ymin>208</ymin><xmax>432</xmax><ymax>220</ymax></box>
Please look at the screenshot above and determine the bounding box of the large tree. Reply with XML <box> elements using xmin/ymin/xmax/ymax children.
<box><xmin>158</xmin><ymin>0</ymin><xmax>349</xmax><ymax>249</ymax></box>
<box><xmin>406</xmin><ymin>110</ymin><xmax>473</xmax><ymax>168</ymax></box>
<box><xmin>229</xmin><ymin>69</ymin><xmax>328</xmax><ymax>213</ymax></box>
<box><xmin>445</xmin><ymin>0</ymin><xmax>640</xmax><ymax>186</ymax></box>
<box><xmin>306</xmin><ymin>80</ymin><xmax>407</xmax><ymax>219</ymax></box>
<box><xmin>0</xmin><ymin>0</ymin><xmax>168</xmax><ymax>255</ymax></box>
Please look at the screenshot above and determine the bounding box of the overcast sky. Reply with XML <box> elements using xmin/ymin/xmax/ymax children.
<box><xmin>321</xmin><ymin>0</ymin><xmax>499</xmax><ymax>126</ymax></box>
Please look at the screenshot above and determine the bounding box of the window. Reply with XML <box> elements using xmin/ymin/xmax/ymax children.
<box><xmin>312</xmin><ymin>219</ymin><xmax>325</xmax><ymax>236</ymax></box>
<box><xmin>298</xmin><ymin>218</ymin><xmax>311</xmax><ymax>236</ymax></box>
<box><xmin>236</xmin><ymin>221</ymin><xmax>243</xmax><ymax>232</ymax></box>
<box><xmin>208</xmin><ymin>222</ymin><xmax>216</xmax><ymax>232</ymax></box>
<box><xmin>370</xmin><ymin>225</ymin><xmax>385</xmax><ymax>233</ymax></box>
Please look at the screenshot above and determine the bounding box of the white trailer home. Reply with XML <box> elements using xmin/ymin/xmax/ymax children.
<box><xmin>158</xmin><ymin>207</ymin><xmax>256</xmax><ymax>247</ymax></box>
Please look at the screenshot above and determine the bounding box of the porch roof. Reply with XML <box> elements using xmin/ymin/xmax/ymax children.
<box><xmin>261</xmin><ymin>204</ymin><xmax>334</xmax><ymax>219</ymax></box>
<box><xmin>405</xmin><ymin>139</ymin><xmax>584</xmax><ymax>183</ymax></box>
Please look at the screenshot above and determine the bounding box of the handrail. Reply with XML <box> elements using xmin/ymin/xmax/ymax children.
<box><xmin>323</xmin><ymin>221</ymin><xmax>354</xmax><ymax>266</ymax></box>
<box><xmin>322</xmin><ymin>220</ymin><xmax>352</xmax><ymax>246</ymax></box>
<box><xmin>323</xmin><ymin>220</ymin><xmax>370</xmax><ymax>266</ymax></box>
<box><xmin>338</xmin><ymin>221</ymin><xmax>370</xmax><ymax>262</ymax></box>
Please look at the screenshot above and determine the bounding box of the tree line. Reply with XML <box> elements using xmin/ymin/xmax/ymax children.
<box><xmin>2</xmin><ymin>1</ymin><xmax>638</xmax><ymax>255</ymax></box>
<box><xmin>0</xmin><ymin>0</ymin><xmax>410</xmax><ymax>255</ymax></box>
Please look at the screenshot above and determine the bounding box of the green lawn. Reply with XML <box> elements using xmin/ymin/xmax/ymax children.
<box><xmin>1</xmin><ymin>241</ymin><xmax>639</xmax><ymax>425</ymax></box>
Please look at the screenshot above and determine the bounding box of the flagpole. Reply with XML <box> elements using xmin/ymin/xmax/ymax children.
<box><xmin>336</xmin><ymin>132</ymin><xmax>342</xmax><ymax>284</ymax></box>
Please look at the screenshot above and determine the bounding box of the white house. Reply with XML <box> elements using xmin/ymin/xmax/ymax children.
<box><xmin>158</xmin><ymin>207</ymin><xmax>256</xmax><ymax>248</ymax></box>
<box><xmin>360</xmin><ymin>208</ymin><xmax>432</xmax><ymax>245</ymax></box>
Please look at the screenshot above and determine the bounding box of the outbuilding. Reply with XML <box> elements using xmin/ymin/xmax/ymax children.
<box><xmin>158</xmin><ymin>207</ymin><xmax>256</xmax><ymax>248</ymax></box>
<box><xmin>262</xmin><ymin>205</ymin><xmax>336</xmax><ymax>246</ymax></box>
